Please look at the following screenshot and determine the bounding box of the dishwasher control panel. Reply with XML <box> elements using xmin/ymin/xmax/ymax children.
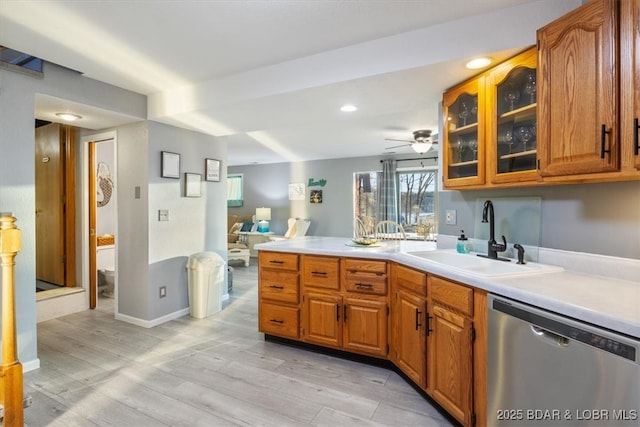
<box><xmin>492</xmin><ymin>298</ymin><xmax>638</xmax><ymax>362</ymax></box>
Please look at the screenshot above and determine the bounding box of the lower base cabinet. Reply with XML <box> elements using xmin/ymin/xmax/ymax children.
<box><xmin>428</xmin><ymin>302</ymin><xmax>473</xmax><ymax>425</ymax></box>
<box><xmin>393</xmin><ymin>289</ymin><xmax>427</xmax><ymax>388</ymax></box>
<box><xmin>259</xmin><ymin>253</ymin><xmax>486</xmax><ymax>427</ymax></box>
<box><xmin>302</xmin><ymin>293</ymin><xmax>388</xmax><ymax>357</ymax></box>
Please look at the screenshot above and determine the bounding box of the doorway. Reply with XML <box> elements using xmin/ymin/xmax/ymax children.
<box><xmin>87</xmin><ymin>134</ymin><xmax>117</xmax><ymax>311</ymax></box>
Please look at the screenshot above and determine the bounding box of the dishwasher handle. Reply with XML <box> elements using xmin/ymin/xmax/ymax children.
<box><xmin>531</xmin><ymin>325</ymin><xmax>569</xmax><ymax>347</ymax></box>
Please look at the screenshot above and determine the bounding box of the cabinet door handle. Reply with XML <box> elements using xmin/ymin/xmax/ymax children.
<box><xmin>268</xmin><ymin>284</ymin><xmax>284</xmax><ymax>290</ymax></box>
<box><xmin>269</xmin><ymin>319</ymin><xmax>284</xmax><ymax>324</ymax></box>
<box><xmin>269</xmin><ymin>260</ymin><xmax>284</xmax><ymax>265</ymax></box>
<box><xmin>355</xmin><ymin>283</ymin><xmax>373</xmax><ymax>289</ymax></box>
<box><xmin>601</xmin><ymin>124</ymin><xmax>612</xmax><ymax>158</ymax></box>
<box><xmin>311</xmin><ymin>271</ymin><xmax>327</xmax><ymax>276</ymax></box>
<box><xmin>415</xmin><ymin>308</ymin><xmax>422</xmax><ymax>331</ymax></box>
<box><xmin>426</xmin><ymin>313</ymin><xmax>433</xmax><ymax>335</ymax></box>
<box><xmin>343</xmin><ymin>305</ymin><xmax>348</xmax><ymax>322</ymax></box>
<box><xmin>634</xmin><ymin>118</ymin><xmax>639</xmax><ymax>156</ymax></box>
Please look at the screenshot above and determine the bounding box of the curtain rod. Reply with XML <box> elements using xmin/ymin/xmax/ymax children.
<box><xmin>380</xmin><ymin>157</ymin><xmax>438</xmax><ymax>163</ymax></box>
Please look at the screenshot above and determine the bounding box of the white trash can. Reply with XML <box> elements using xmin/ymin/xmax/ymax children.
<box><xmin>187</xmin><ymin>252</ymin><xmax>225</xmax><ymax>318</ymax></box>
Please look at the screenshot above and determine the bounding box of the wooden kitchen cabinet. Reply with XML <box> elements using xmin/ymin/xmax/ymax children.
<box><xmin>443</xmin><ymin>48</ymin><xmax>540</xmax><ymax>189</ymax></box>
<box><xmin>486</xmin><ymin>47</ymin><xmax>539</xmax><ymax>185</ymax></box>
<box><xmin>258</xmin><ymin>251</ymin><xmax>300</xmax><ymax>339</ymax></box>
<box><xmin>301</xmin><ymin>255</ymin><xmax>389</xmax><ymax>358</ymax></box>
<box><xmin>259</xmin><ymin>252</ymin><xmax>488</xmax><ymax>426</ymax></box>
<box><xmin>427</xmin><ymin>276</ymin><xmax>475</xmax><ymax>427</ymax></box>
<box><xmin>537</xmin><ymin>0</ymin><xmax>620</xmax><ymax>177</ymax></box>
<box><xmin>621</xmin><ymin>0</ymin><xmax>640</xmax><ymax>173</ymax></box>
<box><xmin>391</xmin><ymin>263</ymin><xmax>427</xmax><ymax>388</ymax></box>
<box><xmin>443</xmin><ymin>76</ymin><xmax>486</xmax><ymax>188</ymax></box>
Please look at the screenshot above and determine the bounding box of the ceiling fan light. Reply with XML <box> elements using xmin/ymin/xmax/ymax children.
<box><xmin>412</xmin><ymin>142</ymin><xmax>432</xmax><ymax>154</ymax></box>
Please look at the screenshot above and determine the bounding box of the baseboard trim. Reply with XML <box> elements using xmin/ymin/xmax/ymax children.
<box><xmin>115</xmin><ymin>307</ymin><xmax>190</xmax><ymax>328</ymax></box>
<box><xmin>22</xmin><ymin>358</ymin><xmax>40</xmax><ymax>373</ymax></box>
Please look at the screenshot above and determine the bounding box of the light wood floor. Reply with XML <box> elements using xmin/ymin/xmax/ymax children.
<box><xmin>24</xmin><ymin>259</ymin><xmax>455</xmax><ymax>426</ymax></box>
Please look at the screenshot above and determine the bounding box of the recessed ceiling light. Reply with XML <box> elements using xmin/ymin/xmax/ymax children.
<box><xmin>340</xmin><ymin>104</ymin><xmax>357</xmax><ymax>112</ymax></box>
<box><xmin>466</xmin><ymin>57</ymin><xmax>492</xmax><ymax>70</ymax></box>
<box><xmin>55</xmin><ymin>113</ymin><xmax>82</xmax><ymax>121</ymax></box>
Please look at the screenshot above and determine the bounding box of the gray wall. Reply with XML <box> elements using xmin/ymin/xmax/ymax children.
<box><xmin>438</xmin><ymin>181</ymin><xmax>640</xmax><ymax>259</ymax></box>
<box><xmin>229</xmin><ymin>156</ymin><xmax>424</xmax><ymax>237</ymax></box>
<box><xmin>231</xmin><ymin>159</ymin><xmax>640</xmax><ymax>260</ymax></box>
<box><xmin>0</xmin><ymin>62</ymin><xmax>146</xmax><ymax>367</ymax></box>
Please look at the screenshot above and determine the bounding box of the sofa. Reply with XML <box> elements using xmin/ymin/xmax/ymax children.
<box><xmin>227</xmin><ymin>214</ymin><xmax>254</xmax><ymax>267</ymax></box>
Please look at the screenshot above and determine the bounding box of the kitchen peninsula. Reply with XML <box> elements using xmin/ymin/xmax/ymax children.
<box><xmin>255</xmin><ymin>237</ymin><xmax>640</xmax><ymax>427</ymax></box>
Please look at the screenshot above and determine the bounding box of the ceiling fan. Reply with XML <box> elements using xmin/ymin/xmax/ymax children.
<box><xmin>385</xmin><ymin>129</ymin><xmax>437</xmax><ymax>154</ymax></box>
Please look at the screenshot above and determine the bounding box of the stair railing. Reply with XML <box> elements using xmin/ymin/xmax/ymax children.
<box><xmin>0</xmin><ymin>214</ymin><xmax>23</xmax><ymax>426</ymax></box>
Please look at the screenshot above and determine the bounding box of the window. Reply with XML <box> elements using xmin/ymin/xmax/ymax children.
<box><xmin>227</xmin><ymin>174</ymin><xmax>243</xmax><ymax>207</ymax></box>
<box><xmin>397</xmin><ymin>169</ymin><xmax>437</xmax><ymax>234</ymax></box>
<box><xmin>0</xmin><ymin>46</ymin><xmax>43</xmax><ymax>75</ymax></box>
<box><xmin>355</xmin><ymin>168</ymin><xmax>438</xmax><ymax>238</ymax></box>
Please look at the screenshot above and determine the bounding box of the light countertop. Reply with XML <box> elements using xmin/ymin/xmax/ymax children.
<box><xmin>255</xmin><ymin>237</ymin><xmax>640</xmax><ymax>339</ymax></box>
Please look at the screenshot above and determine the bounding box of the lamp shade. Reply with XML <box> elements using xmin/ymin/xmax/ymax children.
<box><xmin>256</xmin><ymin>207</ymin><xmax>271</xmax><ymax>221</ymax></box>
<box><xmin>412</xmin><ymin>142</ymin><xmax>432</xmax><ymax>154</ymax></box>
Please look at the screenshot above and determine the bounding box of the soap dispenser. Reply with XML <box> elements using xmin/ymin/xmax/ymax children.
<box><xmin>457</xmin><ymin>230</ymin><xmax>471</xmax><ymax>254</ymax></box>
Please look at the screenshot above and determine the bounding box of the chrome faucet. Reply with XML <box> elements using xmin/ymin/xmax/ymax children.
<box><xmin>479</xmin><ymin>200</ymin><xmax>508</xmax><ymax>261</ymax></box>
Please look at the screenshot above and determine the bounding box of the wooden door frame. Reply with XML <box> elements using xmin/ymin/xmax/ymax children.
<box><xmin>88</xmin><ymin>141</ymin><xmax>97</xmax><ymax>309</ymax></box>
<box><xmin>83</xmin><ymin>132</ymin><xmax>117</xmax><ymax>311</ymax></box>
<box><xmin>62</xmin><ymin>125</ymin><xmax>77</xmax><ymax>287</ymax></box>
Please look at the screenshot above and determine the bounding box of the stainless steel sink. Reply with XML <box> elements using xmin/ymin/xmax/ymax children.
<box><xmin>407</xmin><ymin>249</ymin><xmax>563</xmax><ymax>278</ymax></box>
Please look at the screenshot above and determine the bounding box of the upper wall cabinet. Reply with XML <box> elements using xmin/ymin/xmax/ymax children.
<box><xmin>537</xmin><ymin>0</ymin><xmax>619</xmax><ymax>177</ymax></box>
<box><xmin>486</xmin><ymin>47</ymin><xmax>539</xmax><ymax>185</ymax></box>
<box><xmin>443</xmin><ymin>76</ymin><xmax>486</xmax><ymax>188</ymax></box>
<box><xmin>537</xmin><ymin>0</ymin><xmax>640</xmax><ymax>182</ymax></box>
<box><xmin>621</xmin><ymin>0</ymin><xmax>640</xmax><ymax>173</ymax></box>
<box><xmin>443</xmin><ymin>48</ymin><xmax>538</xmax><ymax>189</ymax></box>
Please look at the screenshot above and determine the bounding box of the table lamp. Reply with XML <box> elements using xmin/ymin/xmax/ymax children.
<box><xmin>256</xmin><ymin>207</ymin><xmax>271</xmax><ymax>232</ymax></box>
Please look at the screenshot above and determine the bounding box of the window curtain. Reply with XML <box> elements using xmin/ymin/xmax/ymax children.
<box><xmin>377</xmin><ymin>159</ymin><xmax>398</xmax><ymax>221</ymax></box>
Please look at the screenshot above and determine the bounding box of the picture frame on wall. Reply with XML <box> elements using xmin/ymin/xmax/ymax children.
<box><xmin>161</xmin><ymin>151</ymin><xmax>180</xmax><ymax>179</ymax></box>
<box><xmin>205</xmin><ymin>158</ymin><xmax>221</xmax><ymax>182</ymax></box>
<box><xmin>185</xmin><ymin>173</ymin><xmax>202</xmax><ymax>197</ymax></box>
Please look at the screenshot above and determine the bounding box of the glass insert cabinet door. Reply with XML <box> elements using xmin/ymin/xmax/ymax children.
<box><xmin>495</xmin><ymin>68</ymin><xmax>536</xmax><ymax>172</ymax></box>
<box><xmin>443</xmin><ymin>75</ymin><xmax>485</xmax><ymax>187</ymax></box>
<box><xmin>488</xmin><ymin>47</ymin><xmax>538</xmax><ymax>184</ymax></box>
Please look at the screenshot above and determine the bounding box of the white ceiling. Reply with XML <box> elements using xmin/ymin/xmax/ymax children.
<box><xmin>0</xmin><ymin>0</ymin><xmax>579</xmax><ymax>166</ymax></box>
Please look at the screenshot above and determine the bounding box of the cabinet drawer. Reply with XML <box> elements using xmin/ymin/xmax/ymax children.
<box><xmin>259</xmin><ymin>251</ymin><xmax>299</xmax><ymax>271</ymax></box>
<box><xmin>343</xmin><ymin>258</ymin><xmax>387</xmax><ymax>274</ymax></box>
<box><xmin>393</xmin><ymin>263</ymin><xmax>427</xmax><ymax>296</ymax></box>
<box><xmin>429</xmin><ymin>276</ymin><xmax>473</xmax><ymax>316</ymax></box>
<box><xmin>259</xmin><ymin>269</ymin><xmax>299</xmax><ymax>304</ymax></box>
<box><xmin>259</xmin><ymin>302</ymin><xmax>299</xmax><ymax>339</ymax></box>
<box><xmin>344</xmin><ymin>272</ymin><xmax>387</xmax><ymax>295</ymax></box>
<box><xmin>302</xmin><ymin>255</ymin><xmax>340</xmax><ymax>290</ymax></box>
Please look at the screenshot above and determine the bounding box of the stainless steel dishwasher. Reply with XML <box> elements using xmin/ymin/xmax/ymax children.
<box><xmin>488</xmin><ymin>295</ymin><xmax>640</xmax><ymax>426</ymax></box>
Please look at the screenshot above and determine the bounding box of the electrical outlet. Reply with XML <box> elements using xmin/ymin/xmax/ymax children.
<box><xmin>159</xmin><ymin>286</ymin><xmax>167</xmax><ymax>298</ymax></box>
<box><xmin>445</xmin><ymin>209</ymin><xmax>457</xmax><ymax>225</ymax></box>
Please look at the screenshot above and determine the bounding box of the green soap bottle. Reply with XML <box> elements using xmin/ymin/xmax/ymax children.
<box><xmin>456</xmin><ymin>230</ymin><xmax>471</xmax><ymax>254</ymax></box>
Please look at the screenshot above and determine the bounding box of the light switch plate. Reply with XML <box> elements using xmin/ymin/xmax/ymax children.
<box><xmin>445</xmin><ymin>209</ymin><xmax>457</xmax><ymax>225</ymax></box>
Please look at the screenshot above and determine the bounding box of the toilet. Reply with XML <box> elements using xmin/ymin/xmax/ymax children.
<box><xmin>97</xmin><ymin>244</ymin><xmax>115</xmax><ymax>298</ymax></box>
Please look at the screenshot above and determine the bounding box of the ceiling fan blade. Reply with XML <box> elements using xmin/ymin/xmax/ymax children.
<box><xmin>385</xmin><ymin>143</ymin><xmax>411</xmax><ymax>150</ymax></box>
<box><xmin>384</xmin><ymin>138</ymin><xmax>413</xmax><ymax>143</ymax></box>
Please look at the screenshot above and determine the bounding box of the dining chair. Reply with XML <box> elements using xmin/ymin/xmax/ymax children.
<box><xmin>375</xmin><ymin>220</ymin><xmax>407</xmax><ymax>240</ymax></box>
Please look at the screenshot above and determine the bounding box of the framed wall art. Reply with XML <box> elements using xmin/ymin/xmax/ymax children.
<box><xmin>185</xmin><ymin>173</ymin><xmax>202</xmax><ymax>197</ymax></box>
<box><xmin>288</xmin><ymin>183</ymin><xmax>305</xmax><ymax>200</ymax></box>
<box><xmin>161</xmin><ymin>151</ymin><xmax>180</xmax><ymax>179</ymax></box>
<box><xmin>205</xmin><ymin>158</ymin><xmax>221</xmax><ymax>182</ymax></box>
